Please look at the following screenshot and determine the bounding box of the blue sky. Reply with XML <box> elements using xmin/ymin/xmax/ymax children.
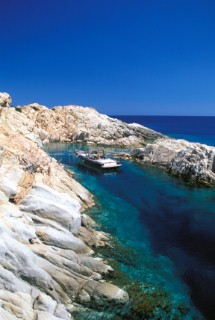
<box><xmin>1</xmin><ymin>0</ymin><xmax>215</xmax><ymax>115</ymax></box>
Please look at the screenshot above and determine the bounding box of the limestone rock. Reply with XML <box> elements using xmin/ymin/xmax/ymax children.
<box><xmin>20</xmin><ymin>103</ymin><xmax>164</xmax><ymax>147</ymax></box>
<box><xmin>54</xmin><ymin>304</ymin><xmax>71</xmax><ymax>320</ymax></box>
<box><xmin>35</xmin><ymin>225</ymin><xmax>89</xmax><ymax>253</ymax></box>
<box><xmin>0</xmin><ymin>94</ymin><xmax>129</xmax><ymax>319</ymax></box>
<box><xmin>0</xmin><ymin>291</ymin><xmax>35</xmax><ymax>320</ymax></box>
<box><xmin>0</xmin><ymin>113</ymin><xmax>94</xmax><ymax>208</ymax></box>
<box><xmin>81</xmin><ymin>214</ymin><xmax>95</xmax><ymax>229</ymax></box>
<box><xmin>78</xmin><ymin>255</ymin><xmax>113</xmax><ymax>274</ymax></box>
<box><xmin>0</xmin><ymin>308</ymin><xmax>19</xmax><ymax>320</ymax></box>
<box><xmin>113</xmin><ymin>151</ymin><xmax>132</xmax><ymax>160</ymax></box>
<box><xmin>33</xmin><ymin>292</ymin><xmax>57</xmax><ymax>314</ymax></box>
<box><xmin>132</xmin><ymin>138</ymin><xmax>215</xmax><ymax>185</ymax></box>
<box><xmin>79</xmin><ymin>227</ymin><xmax>110</xmax><ymax>248</ymax></box>
<box><xmin>20</xmin><ymin>184</ymin><xmax>81</xmax><ymax>234</ymax></box>
<box><xmin>0</xmin><ymin>92</ymin><xmax>12</xmax><ymax>108</ymax></box>
<box><xmin>131</xmin><ymin>139</ymin><xmax>189</xmax><ymax>166</ymax></box>
<box><xmin>36</xmin><ymin>312</ymin><xmax>69</xmax><ymax>320</ymax></box>
<box><xmin>168</xmin><ymin>144</ymin><xmax>215</xmax><ymax>184</ymax></box>
<box><xmin>83</xmin><ymin>280</ymin><xmax>129</xmax><ymax>306</ymax></box>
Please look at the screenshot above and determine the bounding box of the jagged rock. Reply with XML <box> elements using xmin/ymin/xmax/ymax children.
<box><xmin>168</xmin><ymin>144</ymin><xmax>215</xmax><ymax>184</ymax></box>
<box><xmin>0</xmin><ymin>92</ymin><xmax>12</xmax><ymax>108</ymax></box>
<box><xmin>0</xmin><ymin>114</ymin><xmax>94</xmax><ymax>208</ymax></box>
<box><xmin>20</xmin><ymin>103</ymin><xmax>164</xmax><ymax>147</ymax></box>
<box><xmin>0</xmin><ymin>95</ymin><xmax>129</xmax><ymax>319</ymax></box>
<box><xmin>132</xmin><ymin>138</ymin><xmax>215</xmax><ymax>185</ymax></box>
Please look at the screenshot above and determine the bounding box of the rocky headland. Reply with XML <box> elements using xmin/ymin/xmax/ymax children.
<box><xmin>17</xmin><ymin>102</ymin><xmax>163</xmax><ymax>147</ymax></box>
<box><xmin>0</xmin><ymin>91</ymin><xmax>214</xmax><ymax>319</ymax></box>
<box><xmin>131</xmin><ymin>138</ymin><xmax>215</xmax><ymax>186</ymax></box>
<box><xmin>0</xmin><ymin>94</ymin><xmax>130</xmax><ymax>320</ymax></box>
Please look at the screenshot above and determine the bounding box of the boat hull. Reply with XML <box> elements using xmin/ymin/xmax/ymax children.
<box><xmin>78</xmin><ymin>157</ymin><xmax>121</xmax><ymax>170</ymax></box>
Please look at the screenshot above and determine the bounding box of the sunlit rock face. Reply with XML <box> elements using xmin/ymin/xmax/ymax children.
<box><xmin>20</xmin><ymin>103</ymin><xmax>164</xmax><ymax>147</ymax></box>
<box><xmin>0</xmin><ymin>101</ymin><xmax>129</xmax><ymax>319</ymax></box>
<box><xmin>132</xmin><ymin>138</ymin><xmax>215</xmax><ymax>185</ymax></box>
<box><xmin>0</xmin><ymin>92</ymin><xmax>12</xmax><ymax>108</ymax></box>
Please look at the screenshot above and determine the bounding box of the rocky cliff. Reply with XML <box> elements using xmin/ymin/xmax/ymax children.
<box><xmin>18</xmin><ymin>103</ymin><xmax>163</xmax><ymax>147</ymax></box>
<box><xmin>0</xmin><ymin>95</ymin><xmax>129</xmax><ymax>319</ymax></box>
<box><xmin>132</xmin><ymin>138</ymin><xmax>215</xmax><ymax>185</ymax></box>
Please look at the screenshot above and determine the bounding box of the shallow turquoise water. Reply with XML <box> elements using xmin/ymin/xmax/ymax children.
<box><xmin>45</xmin><ymin>143</ymin><xmax>215</xmax><ymax>319</ymax></box>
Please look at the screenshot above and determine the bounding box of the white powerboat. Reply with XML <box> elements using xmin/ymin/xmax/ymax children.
<box><xmin>75</xmin><ymin>150</ymin><xmax>122</xmax><ymax>170</ymax></box>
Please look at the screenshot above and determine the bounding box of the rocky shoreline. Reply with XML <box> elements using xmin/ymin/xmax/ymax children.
<box><xmin>131</xmin><ymin>138</ymin><xmax>215</xmax><ymax>186</ymax></box>
<box><xmin>18</xmin><ymin>102</ymin><xmax>163</xmax><ymax>147</ymax></box>
<box><xmin>0</xmin><ymin>94</ymin><xmax>130</xmax><ymax>320</ymax></box>
<box><xmin>0</xmin><ymin>91</ymin><xmax>214</xmax><ymax>319</ymax></box>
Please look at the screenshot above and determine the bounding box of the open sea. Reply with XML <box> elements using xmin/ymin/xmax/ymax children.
<box><xmin>113</xmin><ymin>116</ymin><xmax>215</xmax><ymax>147</ymax></box>
<box><xmin>45</xmin><ymin>116</ymin><xmax>215</xmax><ymax>320</ymax></box>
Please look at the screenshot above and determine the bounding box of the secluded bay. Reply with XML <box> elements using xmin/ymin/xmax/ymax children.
<box><xmin>45</xmin><ymin>117</ymin><xmax>215</xmax><ymax>319</ymax></box>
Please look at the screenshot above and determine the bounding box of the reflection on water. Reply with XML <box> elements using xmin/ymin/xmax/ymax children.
<box><xmin>45</xmin><ymin>143</ymin><xmax>215</xmax><ymax>319</ymax></box>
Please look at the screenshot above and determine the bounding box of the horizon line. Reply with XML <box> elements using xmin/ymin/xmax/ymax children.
<box><xmin>109</xmin><ymin>114</ymin><xmax>215</xmax><ymax>117</ymax></box>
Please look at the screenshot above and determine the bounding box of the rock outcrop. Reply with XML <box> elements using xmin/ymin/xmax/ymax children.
<box><xmin>1</xmin><ymin>89</ymin><xmax>214</xmax><ymax>319</ymax></box>
<box><xmin>131</xmin><ymin>138</ymin><xmax>215</xmax><ymax>185</ymax></box>
<box><xmin>19</xmin><ymin>103</ymin><xmax>163</xmax><ymax>147</ymax></box>
<box><xmin>0</xmin><ymin>92</ymin><xmax>12</xmax><ymax>108</ymax></box>
<box><xmin>0</xmin><ymin>103</ymin><xmax>129</xmax><ymax>319</ymax></box>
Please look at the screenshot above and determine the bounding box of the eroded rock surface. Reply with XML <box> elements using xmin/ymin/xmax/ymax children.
<box><xmin>0</xmin><ymin>104</ymin><xmax>129</xmax><ymax>319</ymax></box>
<box><xmin>0</xmin><ymin>92</ymin><xmax>12</xmax><ymax>108</ymax></box>
<box><xmin>132</xmin><ymin>138</ymin><xmax>215</xmax><ymax>185</ymax></box>
<box><xmin>19</xmin><ymin>103</ymin><xmax>163</xmax><ymax>147</ymax></box>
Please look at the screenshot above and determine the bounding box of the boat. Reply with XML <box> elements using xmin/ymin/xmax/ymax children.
<box><xmin>75</xmin><ymin>149</ymin><xmax>122</xmax><ymax>170</ymax></box>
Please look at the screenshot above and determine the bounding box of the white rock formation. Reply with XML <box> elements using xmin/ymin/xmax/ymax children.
<box><xmin>0</xmin><ymin>92</ymin><xmax>12</xmax><ymax>108</ymax></box>
<box><xmin>19</xmin><ymin>103</ymin><xmax>163</xmax><ymax>147</ymax></box>
<box><xmin>132</xmin><ymin>138</ymin><xmax>215</xmax><ymax>185</ymax></box>
<box><xmin>1</xmin><ymin>91</ymin><xmax>213</xmax><ymax>319</ymax></box>
<box><xmin>20</xmin><ymin>184</ymin><xmax>81</xmax><ymax>234</ymax></box>
<box><xmin>0</xmin><ymin>102</ymin><xmax>129</xmax><ymax>319</ymax></box>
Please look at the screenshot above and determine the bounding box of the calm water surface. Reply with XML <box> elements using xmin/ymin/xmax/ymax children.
<box><xmin>46</xmin><ymin>140</ymin><xmax>215</xmax><ymax>320</ymax></box>
<box><xmin>113</xmin><ymin>116</ymin><xmax>215</xmax><ymax>146</ymax></box>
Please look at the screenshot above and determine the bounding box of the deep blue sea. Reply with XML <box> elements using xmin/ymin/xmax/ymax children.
<box><xmin>45</xmin><ymin>116</ymin><xmax>215</xmax><ymax>320</ymax></box>
<box><xmin>112</xmin><ymin>116</ymin><xmax>215</xmax><ymax>146</ymax></box>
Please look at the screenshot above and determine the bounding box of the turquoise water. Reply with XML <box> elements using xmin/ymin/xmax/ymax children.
<box><xmin>46</xmin><ymin>143</ymin><xmax>215</xmax><ymax>319</ymax></box>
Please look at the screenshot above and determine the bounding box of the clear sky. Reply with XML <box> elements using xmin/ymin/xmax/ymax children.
<box><xmin>1</xmin><ymin>0</ymin><xmax>215</xmax><ymax>115</ymax></box>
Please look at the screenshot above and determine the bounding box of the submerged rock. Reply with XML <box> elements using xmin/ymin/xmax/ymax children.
<box><xmin>113</xmin><ymin>151</ymin><xmax>132</xmax><ymax>160</ymax></box>
<box><xmin>83</xmin><ymin>281</ymin><xmax>129</xmax><ymax>306</ymax></box>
